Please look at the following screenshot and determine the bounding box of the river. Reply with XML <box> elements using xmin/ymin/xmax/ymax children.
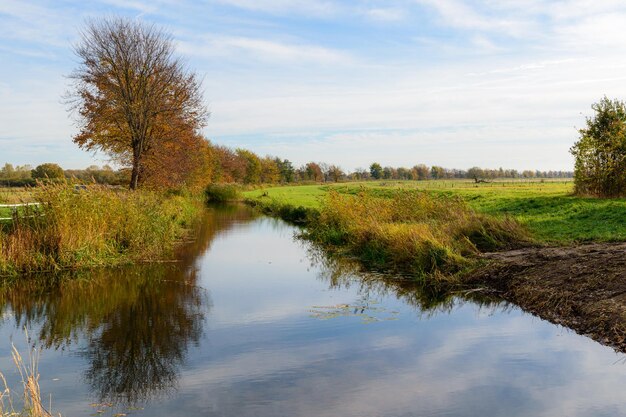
<box><xmin>1</xmin><ymin>205</ymin><xmax>625</xmax><ymax>417</ymax></box>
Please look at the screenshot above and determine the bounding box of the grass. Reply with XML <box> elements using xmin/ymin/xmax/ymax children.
<box><xmin>0</xmin><ymin>188</ymin><xmax>35</xmax><ymax>205</ymax></box>
<box><xmin>1</xmin><ymin>342</ymin><xmax>55</xmax><ymax>417</ymax></box>
<box><xmin>243</xmin><ymin>179</ymin><xmax>626</xmax><ymax>244</ymax></box>
<box><xmin>0</xmin><ymin>183</ymin><xmax>202</xmax><ymax>277</ymax></box>
<box><xmin>301</xmin><ymin>189</ymin><xmax>530</xmax><ymax>283</ymax></box>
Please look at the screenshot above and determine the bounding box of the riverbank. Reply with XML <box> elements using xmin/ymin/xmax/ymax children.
<box><xmin>244</xmin><ymin>181</ymin><xmax>626</xmax><ymax>351</ymax></box>
<box><xmin>0</xmin><ymin>184</ymin><xmax>202</xmax><ymax>278</ymax></box>
<box><xmin>469</xmin><ymin>243</ymin><xmax>626</xmax><ymax>351</ymax></box>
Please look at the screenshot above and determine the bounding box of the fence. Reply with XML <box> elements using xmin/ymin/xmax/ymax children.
<box><xmin>0</xmin><ymin>203</ymin><xmax>42</xmax><ymax>221</ymax></box>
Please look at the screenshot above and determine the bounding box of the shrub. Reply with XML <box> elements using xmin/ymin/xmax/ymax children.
<box><xmin>205</xmin><ymin>184</ymin><xmax>242</xmax><ymax>203</ymax></box>
<box><xmin>245</xmin><ymin>198</ymin><xmax>317</xmax><ymax>224</ymax></box>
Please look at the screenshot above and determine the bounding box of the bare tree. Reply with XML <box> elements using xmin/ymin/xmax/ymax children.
<box><xmin>68</xmin><ymin>17</ymin><xmax>208</xmax><ymax>189</ymax></box>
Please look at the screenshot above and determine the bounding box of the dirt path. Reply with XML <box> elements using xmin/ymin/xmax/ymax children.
<box><xmin>468</xmin><ymin>242</ymin><xmax>626</xmax><ymax>352</ymax></box>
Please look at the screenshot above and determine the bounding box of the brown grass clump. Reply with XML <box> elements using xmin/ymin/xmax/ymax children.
<box><xmin>306</xmin><ymin>190</ymin><xmax>531</xmax><ymax>282</ymax></box>
<box><xmin>1</xmin><ymin>342</ymin><xmax>55</xmax><ymax>417</ymax></box>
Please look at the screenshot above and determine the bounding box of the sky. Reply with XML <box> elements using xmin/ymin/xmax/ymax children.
<box><xmin>3</xmin><ymin>1</ymin><xmax>626</xmax><ymax>171</ymax></box>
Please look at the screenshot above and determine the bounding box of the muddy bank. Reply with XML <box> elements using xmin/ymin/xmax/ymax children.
<box><xmin>468</xmin><ymin>242</ymin><xmax>626</xmax><ymax>351</ymax></box>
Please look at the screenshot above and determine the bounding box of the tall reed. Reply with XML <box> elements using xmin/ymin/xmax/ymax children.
<box><xmin>1</xmin><ymin>343</ymin><xmax>54</xmax><ymax>417</ymax></box>
<box><xmin>0</xmin><ymin>183</ymin><xmax>200</xmax><ymax>276</ymax></box>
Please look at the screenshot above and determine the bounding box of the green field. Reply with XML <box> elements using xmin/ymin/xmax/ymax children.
<box><xmin>0</xmin><ymin>187</ymin><xmax>37</xmax><ymax>221</ymax></box>
<box><xmin>243</xmin><ymin>179</ymin><xmax>626</xmax><ymax>244</ymax></box>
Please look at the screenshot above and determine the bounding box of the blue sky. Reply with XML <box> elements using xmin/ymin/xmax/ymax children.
<box><xmin>3</xmin><ymin>0</ymin><xmax>626</xmax><ymax>171</ymax></box>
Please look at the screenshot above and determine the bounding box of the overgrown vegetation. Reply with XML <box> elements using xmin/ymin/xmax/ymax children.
<box><xmin>205</xmin><ymin>184</ymin><xmax>242</xmax><ymax>203</ymax></box>
<box><xmin>245</xmin><ymin>180</ymin><xmax>626</xmax><ymax>244</ymax></box>
<box><xmin>301</xmin><ymin>190</ymin><xmax>530</xmax><ymax>282</ymax></box>
<box><xmin>245</xmin><ymin>197</ymin><xmax>317</xmax><ymax>224</ymax></box>
<box><xmin>0</xmin><ymin>183</ymin><xmax>200</xmax><ymax>276</ymax></box>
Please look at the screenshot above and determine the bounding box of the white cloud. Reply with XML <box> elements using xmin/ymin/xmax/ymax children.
<box><xmin>179</xmin><ymin>35</ymin><xmax>352</xmax><ymax>64</ymax></box>
<box><xmin>363</xmin><ymin>7</ymin><xmax>407</xmax><ymax>22</ymax></box>
<box><xmin>415</xmin><ymin>0</ymin><xmax>539</xmax><ymax>37</ymax></box>
<box><xmin>211</xmin><ymin>0</ymin><xmax>341</xmax><ymax>17</ymax></box>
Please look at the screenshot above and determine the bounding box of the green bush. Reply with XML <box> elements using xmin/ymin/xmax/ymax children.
<box><xmin>205</xmin><ymin>184</ymin><xmax>242</xmax><ymax>203</ymax></box>
<box><xmin>571</xmin><ymin>97</ymin><xmax>626</xmax><ymax>197</ymax></box>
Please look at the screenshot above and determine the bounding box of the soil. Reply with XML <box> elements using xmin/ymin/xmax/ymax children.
<box><xmin>468</xmin><ymin>242</ymin><xmax>626</xmax><ymax>352</ymax></box>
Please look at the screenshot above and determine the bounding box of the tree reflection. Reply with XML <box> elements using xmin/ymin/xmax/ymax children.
<box><xmin>304</xmin><ymin>243</ymin><xmax>512</xmax><ymax>316</ymax></box>
<box><xmin>0</xmin><ymin>204</ymin><xmax>258</xmax><ymax>406</ymax></box>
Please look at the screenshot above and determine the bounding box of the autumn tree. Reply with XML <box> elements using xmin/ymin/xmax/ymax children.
<box><xmin>142</xmin><ymin>133</ymin><xmax>214</xmax><ymax>190</ymax></box>
<box><xmin>236</xmin><ymin>149</ymin><xmax>262</xmax><ymax>184</ymax></box>
<box><xmin>304</xmin><ymin>162</ymin><xmax>324</xmax><ymax>182</ymax></box>
<box><xmin>260</xmin><ymin>157</ymin><xmax>280</xmax><ymax>183</ymax></box>
<box><xmin>211</xmin><ymin>145</ymin><xmax>246</xmax><ymax>183</ymax></box>
<box><xmin>413</xmin><ymin>164</ymin><xmax>430</xmax><ymax>180</ymax></box>
<box><xmin>68</xmin><ymin>17</ymin><xmax>208</xmax><ymax>189</ymax></box>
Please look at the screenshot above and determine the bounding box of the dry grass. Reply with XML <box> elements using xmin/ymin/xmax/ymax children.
<box><xmin>1</xmin><ymin>341</ymin><xmax>55</xmax><ymax>417</ymax></box>
<box><xmin>0</xmin><ymin>183</ymin><xmax>200</xmax><ymax>276</ymax></box>
<box><xmin>306</xmin><ymin>190</ymin><xmax>531</xmax><ymax>282</ymax></box>
<box><xmin>0</xmin><ymin>189</ymin><xmax>35</xmax><ymax>205</ymax></box>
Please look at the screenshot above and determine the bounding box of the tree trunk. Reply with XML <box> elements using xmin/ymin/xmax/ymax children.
<box><xmin>130</xmin><ymin>149</ymin><xmax>142</xmax><ymax>190</ymax></box>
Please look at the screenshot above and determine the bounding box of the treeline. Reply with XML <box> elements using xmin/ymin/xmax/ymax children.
<box><xmin>0</xmin><ymin>146</ymin><xmax>573</xmax><ymax>188</ymax></box>
<box><xmin>362</xmin><ymin>163</ymin><xmax>572</xmax><ymax>181</ymax></box>
<box><xmin>0</xmin><ymin>163</ymin><xmax>129</xmax><ymax>187</ymax></box>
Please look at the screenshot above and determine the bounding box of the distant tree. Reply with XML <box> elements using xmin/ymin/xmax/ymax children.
<box><xmin>212</xmin><ymin>145</ymin><xmax>246</xmax><ymax>183</ymax></box>
<box><xmin>260</xmin><ymin>157</ymin><xmax>280</xmax><ymax>183</ymax></box>
<box><xmin>68</xmin><ymin>17</ymin><xmax>208</xmax><ymax>189</ymax></box>
<box><xmin>1</xmin><ymin>163</ymin><xmax>15</xmax><ymax>179</ymax></box>
<box><xmin>466</xmin><ymin>167</ymin><xmax>485</xmax><ymax>182</ymax></box>
<box><xmin>305</xmin><ymin>162</ymin><xmax>324</xmax><ymax>182</ymax></box>
<box><xmin>370</xmin><ymin>162</ymin><xmax>383</xmax><ymax>180</ymax></box>
<box><xmin>326</xmin><ymin>165</ymin><xmax>344</xmax><ymax>182</ymax></box>
<box><xmin>430</xmin><ymin>165</ymin><xmax>445</xmax><ymax>179</ymax></box>
<box><xmin>350</xmin><ymin>168</ymin><xmax>370</xmax><ymax>180</ymax></box>
<box><xmin>396</xmin><ymin>167</ymin><xmax>410</xmax><ymax>180</ymax></box>
<box><xmin>236</xmin><ymin>149</ymin><xmax>262</xmax><ymax>184</ymax></box>
<box><xmin>571</xmin><ymin>97</ymin><xmax>626</xmax><ymax>196</ymax></box>
<box><xmin>32</xmin><ymin>163</ymin><xmax>64</xmax><ymax>180</ymax></box>
<box><xmin>274</xmin><ymin>158</ymin><xmax>295</xmax><ymax>183</ymax></box>
<box><xmin>413</xmin><ymin>164</ymin><xmax>430</xmax><ymax>180</ymax></box>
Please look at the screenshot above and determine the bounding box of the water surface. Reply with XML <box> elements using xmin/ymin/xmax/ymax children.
<box><xmin>1</xmin><ymin>205</ymin><xmax>626</xmax><ymax>417</ymax></box>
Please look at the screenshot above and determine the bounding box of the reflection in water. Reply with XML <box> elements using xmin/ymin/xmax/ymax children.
<box><xmin>306</xmin><ymin>243</ymin><xmax>511</xmax><ymax>317</ymax></box>
<box><xmin>1</xmin><ymin>205</ymin><xmax>624</xmax><ymax>417</ymax></box>
<box><xmin>0</xmin><ymin>205</ymin><xmax>258</xmax><ymax>405</ymax></box>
